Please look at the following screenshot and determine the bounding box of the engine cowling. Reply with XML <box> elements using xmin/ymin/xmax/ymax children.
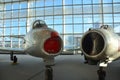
<box><xmin>80</xmin><ymin>25</ymin><xmax>120</xmax><ymax>63</ymax></box>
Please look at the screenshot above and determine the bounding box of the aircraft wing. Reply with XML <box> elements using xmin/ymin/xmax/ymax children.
<box><xmin>0</xmin><ymin>47</ymin><xmax>24</xmax><ymax>53</ymax></box>
<box><xmin>0</xmin><ymin>36</ymin><xmax>25</xmax><ymax>53</ymax></box>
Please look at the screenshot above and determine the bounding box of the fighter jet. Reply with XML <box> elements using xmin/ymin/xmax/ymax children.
<box><xmin>80</xmin><ymin>25</ymin><xmax>120</xmax><ymax>67</ymax></box>
<box><xmin>0</xmin><ymin>20</ymin><xmax>63</xmax><ymax>66</ymax></box>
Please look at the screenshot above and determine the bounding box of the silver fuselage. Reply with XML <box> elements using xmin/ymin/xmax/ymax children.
<box><xmin>23</xmin><ymin>28</ymin><xmax>63</xmax><ymax>59</ymax></box>
<box><xmin>81</xmin><ymin>26</ymin><xmax>120</xmax><ymax>62</ymax></box>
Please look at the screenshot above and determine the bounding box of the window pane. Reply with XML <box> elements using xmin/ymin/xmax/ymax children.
<box><xmin>74</xmin><ymin>34</ymin><xmax>81</xmax><ymax>49</ymax></box>
<box><xmin>54</xmin><ymin>25</ymin><xmax>62</xmax><ymax>33</ymax></box>
<box><xmin>64</xmin><ymin>35</ymin><xmax>74</xmax><ymax>49</ymax></box>
<box><xmin>5</xmin><ymin>28</ymin><xmax>10</xmax><ymax>35</ymax></box>
<box><xmin>73</xmin><ymin>0</ymin><xmax>82</xmax><ymax>4</ymax></box>
<box><xmin>114</xmin><ymin>24</ymin><xmax>120</xmax><ymax>33</ymax></box>
<box><xmin>4</xmin><ymin>20</ymin><xmax>11</xmax><ymax>27</ymax></box>
<box><xmin>114</xmin><ymin>14</ymin><xmax>120</xmax><ymax>23</ymax></box>
<box><xmin>83</xmin><ymin>5</ymin><xmax>92</xmax><ymax>13</ymax></box>
<box><xmin>0</xmin><ymin>28</ymin><xmax>3</xmax><ymax>35</ymax></box>
<box><xmin>65</xmin><ymin>25</ymin><xmax>73</xmax><ymax>33</ymax></box>
<box><xmin>93</xmin><ymin>0</ymin><xmax>99</xmax><ymax>4</ymax></box>
<box><xmin>113</xmin><ymin>0</ymin><xmax>120</xmax><ymax>2</ymax></box>
<box><xmin>83</xmin><ymin>0</ymin><xmax>92</xmax><ymax>4</ymax></box>
<box><xmin>64</xmin><ymin>0</ymin><xmax>72</xmax><ymax>5</ymax></box>
<box><xmin>93</xmin><ymin>5</ymin><xmax>101</xmax><ymax>14</ymax></box>
<box><xmin>45</xmin><ymin>0</ymin><xmax>53</xmax><ymax>6</ymax></box>
<box><xmin>93</xmin><ymin>14</ymin><xmax>102</xmax><ymax>23</ymax></box>
<box><xmin>12</xmin><ymin>19</ymin><xmax>18</xmax><ymax>27</ymax></box>
<box><xmin>64</xmin><ymin>6</ymin><xmax>72</xmax><ymax>14</ymax></box>
<box><xmin>74</xmin><ymin>24</ymin><xmax>83</xmax><ymax>33</ymax></box>
<box><xmin>11</xmin><ymin>28</ymin><xmax>18</xmax><ymax>35</ymax></box>
<box><xmin>54</xmin><ymin>7</ymin><xmax>62</xmax><ymax>15</ymax></box>
<box><xmin>103</xmin><ymin>0</ymin><xmax>112</xmax><ymax>3</ymax></box>
<box><xmin>12</xmin><ymin>10</ymin><xmax>19</xmax><ymax>18</ymax></box>
<box><xmin>5</xmin><ymin>3</ymin><xmax>12</xmax><ymax>10</ymax></box>
<box><xmin>84</xmin><ymin>15</ymin><xmax>92</xmax><ymax>23</ymax></box>
<box><xmin>45</xmin><ymin>16</ymin><xmax>53</xmax><ymax>25</ymax></box>
<box><xmin>19</xmin><ymin>18</ymin><xmax>26</xmax><ymax>26</ymax></box>
<box><xmin>103</xmin><ymin>4</ymin><xmax>112</xmax><ymax>13</ymax></box>
<box><xmin>11</xmin><ymin>38</ymin><xmax>19</xmax><ymax>48</ymax></box>
<box><xmin>36</xmin><ymin>0</ymin><xmax>44</xmax><ymax>7</ymax></box>
<box><xmin>36</xmin><ymin>8</ymin><xmax>44</xmax><ymax>16</ymax></box>
<box><xmin>4</xmin><ymin>11</ymin><xmax>11</xmax><ymax>19</ymax></box>
<box><xmin>104</xmin><ymin>14</ymin><xmax>113</xmax><ymax>23</ymax></box>
<box><xmin>45</xmin><ymin>7</ymin><xmax>53</xmax><ymax>15</ymax></box>
<box><xmin>19</xmin><ymin>10</ymin><xmax>27</xmax><ymax>17</ymax></box>
<box><xmin>114</xmin><ymin>4</ymin><xmax>120</xmax><ymax>13</ymax></box>
<box><xmin>54</xmin><ymin>16</ymin><xmax>62</xmax><ymax>24</ymax></box>
<box><xmin>5</xmin><ymin>37</ymin><xmax>11</xmax><ymax>47</ymax></box>
<box><xmin>54</xmin><ymin>0</ymin><xmax>62</xmax><ymax>6</ymax></box>
<box><xmin>19</xmin><ymin>27</ymin><xmax>26</xmax><ymax>35</ymax></box>
<box><xmin>74</xmin><ymin>15</ymin><xmax>82</xmax><ymax>23</ymax></box>
<box><xmin>65</xmin><ymin>15</ymin><xmax>72</xmax><ymax>24</ymax></box>
<box><xmin>12</xmin><ymin>3</ymin><xmax>19</xmax><ymax>10</ymax></box>
<box><xmin>20</xmin><ymin>2</ymin><xmax>27</xmax><ymax>9</ymax></box>
<box><xmin>73</xmin><ymin>6</ymin><xmax>82</xmax><ymax>14</ymax></box>
<box><xmin>0</xmin><ymin>12</ymin><xmax>4</xmax><ymax>19</ymax></box>
<box><xmin>0</xmin><ymin>20</ymin><xmax>3</xmax><ymax>27</ymax></box>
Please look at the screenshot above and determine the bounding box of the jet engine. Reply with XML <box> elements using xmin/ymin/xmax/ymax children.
<box><xmin>80</xmin><ymin>25</ymin><xmax>120</xmax><ymax>67</ymax></box>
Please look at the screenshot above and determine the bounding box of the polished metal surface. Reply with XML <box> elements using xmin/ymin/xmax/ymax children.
<box><xmin>81</xmin><ymin>25</ymin><xmax>120</xmax><ymax>67</ymax></box>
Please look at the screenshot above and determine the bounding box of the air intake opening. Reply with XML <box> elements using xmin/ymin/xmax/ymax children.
<box><xmin>81</xmin><ymin>32</ymin><xmax>105</xmax><ymax>56</ymax></box>
<box><xmin>44</xmin><ymin>32</ymin><xmax>62</xmax><ymax>54</ymax></box>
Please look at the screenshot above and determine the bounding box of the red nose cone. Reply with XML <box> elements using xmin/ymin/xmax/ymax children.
<box><xmin>44</xmin><ymin>32</ymin><xmax>62</xmax><ymax>54</ymax></box>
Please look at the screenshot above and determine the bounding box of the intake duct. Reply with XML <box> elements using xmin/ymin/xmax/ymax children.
<box><xmin>81</xmin><ymin>30</ymin><xmax>106</xmax><ymax>59</ymax></box>
<box><xmin>81</xmin><ymin>26</ymin><xmax>120</xmax><ymax>65</ymax></box>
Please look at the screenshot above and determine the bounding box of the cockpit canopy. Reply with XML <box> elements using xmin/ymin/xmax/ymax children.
<box><xmin>32</xmin><ymin>20</ymin><xmax>47</xmax><ymax>29</ymax></box>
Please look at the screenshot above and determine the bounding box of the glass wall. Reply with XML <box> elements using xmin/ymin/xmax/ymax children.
<box><xmin>0</xmin><ymin>0</ymin><xmax>120</xmax><ymax>54</ymax></box>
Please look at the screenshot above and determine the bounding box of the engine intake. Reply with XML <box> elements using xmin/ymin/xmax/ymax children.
<box><xmin>81</xmin><ymin>31</ymin><xmax>105</xmax><ymax>57</ymax></box>
<box><xmin>81</xmin><ymin>26</ymin><xmax>120</xmax><ymax>66</ymax></box>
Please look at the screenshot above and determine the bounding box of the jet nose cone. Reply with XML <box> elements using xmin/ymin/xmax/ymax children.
<box><xmin>44</xmin><ymin>31</ymin><xmax>62</xmax><ymax>54</ymax></box>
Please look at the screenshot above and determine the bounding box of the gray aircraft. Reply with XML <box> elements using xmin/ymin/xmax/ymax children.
<box><xmin>80</xmin><ymin>25</ymin><xmax>120</xmax><ymax>67</ymax></box>
<box><xmin>0</xmin><ymin>20</ymin><xmax>63</xmax><ymax>66</ymax></box>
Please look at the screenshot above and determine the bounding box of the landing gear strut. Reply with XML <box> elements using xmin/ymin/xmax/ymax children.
<box><xmin>97</xmin><ymin>67</ymin><xmax>106</xmax><ymax>80</ymax></box>
<box><xmin>45</xmin><ymin>65</ymin><xmax>53</xmax><ymax>80</ymax></box>
<box><xmin>10</xmin><ymin>52</ymin><xmax>18</xmax><ymax>64</ymax></box>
